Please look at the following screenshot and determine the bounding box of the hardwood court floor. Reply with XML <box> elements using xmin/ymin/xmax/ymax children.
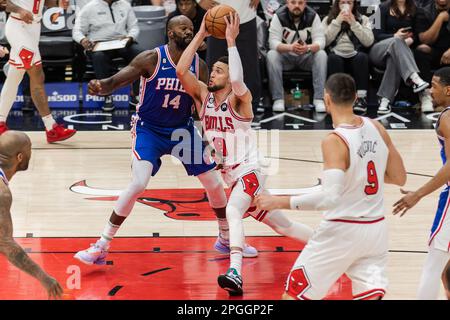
<box><xmin>2</xmin><ymin>130</ymin><xmax>447</xmax><ymax>299</ymax></box>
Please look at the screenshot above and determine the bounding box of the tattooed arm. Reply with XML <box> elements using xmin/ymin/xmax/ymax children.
<box><xmin>0</xmin><ymin>184</ymin><xmax>63</xmax><ymax>299</ymax></box>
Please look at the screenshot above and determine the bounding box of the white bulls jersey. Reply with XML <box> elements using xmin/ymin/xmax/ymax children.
<box><xmin>10</xmin><ymin>0</ymin><xmax>45</xmax><ymax>21</ymax></box>
<box><xmin>324</xmin><ymin>117</ymin><xmax>388</xmax><ymax>220</ymax></box>
<box><xmin>200</xmin><ymin>92</ymin><xmax>258</xmax><ymax>168</ymax></box>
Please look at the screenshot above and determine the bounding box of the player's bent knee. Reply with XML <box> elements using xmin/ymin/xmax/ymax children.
<box><xmin>197</xmin><ymin>171</ymin><xmax>227</xmax><ymax>208</ymax></box>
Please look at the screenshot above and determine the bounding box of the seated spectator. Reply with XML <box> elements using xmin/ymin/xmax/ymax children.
<box><xmin>370</xmin><ymin>0</ymin><xmax>430</xmax><ymax>114</ymax></box>
<box><xmin>322</xmin><ymin>0</ymin><xmax>373</xmax><ymax>113</ymax></box>
<box><xmin>267</xmin><ymin>0</ymin><xmax>327</xmax><ymax>112</ymax></box>
<box><xmin>414</xmin><ymin>0</ymin><xmax>450</xmax><ymax>105</ymax></box>
<box><xmin>167</xmin><ymin>0</ymin><xmax>207</xmax><ymax>59</ymax></box>
<box><xmin>73</xmin><ymin>0</ymin><xmax>141</xmax><ymax>111</ymax></box>
<box><xmin>151</xmin><ymin>0</ymin><xmax>176</xmax><ymax>13</ymax></box>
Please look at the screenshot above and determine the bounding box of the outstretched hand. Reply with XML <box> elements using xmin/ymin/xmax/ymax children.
<box><xmin>199</xmin><ymin>11</ymin><xmax>212</xmax><ymax>38</ymax></box>
<box><xmin>392</xmin><ymin>189</ymin><xmax>421</xmax><ymax>217</ymax></box>
<box><xmin>224</xmin><ymin>12</ymin><xmax>240</xmax><ymax>44</ymax></box>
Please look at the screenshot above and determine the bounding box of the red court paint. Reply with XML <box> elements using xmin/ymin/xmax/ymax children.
<box><xmin>0</xmin><ymin>236</ymin><xmax>352</xmax><ymax>300</ymax></box>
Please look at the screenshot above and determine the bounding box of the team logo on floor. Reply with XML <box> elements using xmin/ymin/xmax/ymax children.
<box><xmin>69</xmin><ymin>180</ymin><xmax>320</xmax><ymax>221</ymax></box>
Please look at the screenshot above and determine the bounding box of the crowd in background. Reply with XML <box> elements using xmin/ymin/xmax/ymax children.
<box><xmin>0</xmin><ymin>0</ymin><xmax>449</xmax><ymax>114</ymax></box>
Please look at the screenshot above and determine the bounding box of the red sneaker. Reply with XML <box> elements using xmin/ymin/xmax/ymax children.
<box><xmin>46</xmin><ymin>123</ymin><xmax>76</xmax><ymax>143</ymax></box>
<box><xmin>0</xmin><ymin>122</ymin><xmax>8</xmax><ymax>135</ymax></box>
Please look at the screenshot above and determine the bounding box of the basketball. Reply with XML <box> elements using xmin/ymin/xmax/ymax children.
<box><xmin>205</xmin><ymin>5</ymin><xmax>236</xmax><ymax>39</ymax></box>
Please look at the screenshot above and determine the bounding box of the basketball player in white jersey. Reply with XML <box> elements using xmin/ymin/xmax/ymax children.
<box><xmin>393</xmin><ymin>67</ymin><xmax>450</xmax><ymax>300</ymax></box>
<box><xmin>0</xmin><ymin>131</ymin><xmax>62</xmax><ymax>299</ymax></box>
<box><xmin>256</xmin><ymin>73</ymin><xmax>407</xmax><ymax>300</ymax></box>
<box><xmin>0</xmin><ymin>0</ymin><xmax>76</xmax><ymax>143</ymax></box>
<box><xmin>177</xmin><ymin>13</ymin><xmax>314</xmax><ymax>296</ymax></box>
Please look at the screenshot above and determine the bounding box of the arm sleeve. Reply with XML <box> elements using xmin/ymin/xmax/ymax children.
<box><xmin>290</xmin><ymin>169</ymin><xmax>345</xmax><ymax>211</ymax></box>
<box><xmin>227</xmin><ymin>46</ymin><xmax>248</xmax><ymax>97</ymax></box>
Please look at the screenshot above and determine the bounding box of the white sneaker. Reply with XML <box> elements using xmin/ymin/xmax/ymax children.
<box><xmin>420</xmin><ymin>90</ymin><xmax>434</xmax><ymax>113</ymax></box>
<box><xmin>314</xmin><ymin>99</ymin><xmax>326</xmax><ymax>113</ymax></box>
<box><xmin>272</xmin><ymin>99</ymin><xmax>285</xmax><ymax>112</ymax></box>
<box><xmin>74</xmin><ymin>241</ymin><xmax>109</xmax><ymax>265</ymax></box>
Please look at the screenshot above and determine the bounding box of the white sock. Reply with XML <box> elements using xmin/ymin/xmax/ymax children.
<box><xmin>357</xmin><ymin>90</ymin><xmax>367</xmax><ymax>98</ymax></box>
<box><xmin>0</xmin><ymin>66</ymin><xmax>25</xmax><ymax>121</ymax></box>
<box><xmin>0</xmin><ymin>115</ymin><xmax>6</xmax><ymax>123</ymax></box>
<box><xmin>379</xmin><ymin>97</ymin><xmax>390</xmax><ymax>109</ymax></box>
<box><xmin>230</xmin><ymin>250</ymin><xmax>243</xmax><ymax>274</ymax></box>
<box><xmin>218</xmin><ymin>218</ymin><xmax>229</xmax><ymax>242</ymax></box>
<box><xmin>410</xmin><ymin>72</ymin><xmax>425</xmax><ymax>85</ymax></box>
<box><xmin>42</xmin><ymin>114</ymin><xmax>56</xmax><ymax>131</ymax></box>
<box><xmin>98</xmin><ymin>221</ymin><xmax>120</xmax><ymax>249</ymax></box>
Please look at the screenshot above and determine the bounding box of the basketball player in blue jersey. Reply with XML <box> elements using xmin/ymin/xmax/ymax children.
<box><xmin>0</xmin><ymin>131</ymin><xmax>63</xmax><ymax>299</ymax></box>
<box><xmin>394</xmin><ymin>67</ymin><xmax>450</xmax><ymax>299</ymax></box>
<box><xmin>74</xmin><ymin>15</ymin><xmax>257</xmax><ymax>265</ymax></box>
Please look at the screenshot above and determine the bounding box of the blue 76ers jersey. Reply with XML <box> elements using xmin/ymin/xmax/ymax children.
<box><xmin>436</xmin><ymin>107</ymin><xmax>450</xmax><ymax>166</ymax></box>
<box><xmin>136</xmin><ymin>45</ymin><xmax>199</xmax><ymax>128</ymax></box>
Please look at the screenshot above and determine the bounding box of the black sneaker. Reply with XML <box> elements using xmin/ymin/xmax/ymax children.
<box><xmin>377</xmin><ymin>102</ymin><xmax>391</xmax><ymax>115</ymax></box>
<box><xmin>412</xmin><ymin>80</ymin><xmax>429</xmax><ymax>93</ymax></box>
<box><xmin>218</xmin><ymin>268</ymin><xmax>243</xmax><ymax>296</ymax></box>
<box><xmin>102</xmin><ymin>95</ymin><xmax>115</xmax><ymax>112</ymax></box>
<box><xmin>354</xmin><ymin>97</ymin><xmax>367</xmax><ymax>113</ymax></box>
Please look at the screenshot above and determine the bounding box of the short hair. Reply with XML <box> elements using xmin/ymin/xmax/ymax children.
<box><xmin>325</xmin><ymin>73</ymin><xmax>356</xmax><ymax>105</ymax></box>
<box><xmin>216</xmin><ymin>56</ymin><xmax>229</xmax><ymax>65</ymax></box>
<box><xmin>434</xmin><ymin>67</ymin><xmax>450</xmax><ymax>86</ymax></box>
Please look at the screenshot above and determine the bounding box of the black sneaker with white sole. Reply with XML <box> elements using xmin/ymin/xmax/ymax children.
<box><xmin>354</xmin><ymin>97</ymin><xmax>367</xmax><ymax>113</ymax></box>
<box><xmin>412</xmin><ymin>81</ymin><xmax>429</xmax><ymax>93</ymax></box>
<box><xmin>218</xmin><ymin>268</ymin><xmax>243</xmax><ymax>296</ymax></box>
<box><xmin>377</xmin><ymin>103</ymin><xmax>391</xmax><ymax>115</ymax></box>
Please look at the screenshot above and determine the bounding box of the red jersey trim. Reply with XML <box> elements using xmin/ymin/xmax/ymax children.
<box><xmin>329</xmin><ymin>217</ymin><xmax>385</xmax><ymax>224</ymax></box>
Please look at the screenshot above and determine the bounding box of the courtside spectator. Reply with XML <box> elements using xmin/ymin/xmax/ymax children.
<box><xmin>322</xmin><ymin>0</ymin><xmax>373</xmax><ymax>113</ymax></box>
<box><xmin>371</xmin><ymin>0</ymin><xmax>431</xmax><ymax>114</ymax></box>
<box><xmin>267</xmin><ymin>0</ymin><xmax>326</xmax><ymax>112</ymax></box>
<box><xmin>414</xmin><ymin>0</ymin><xmax>450</xmax><ymax>108</ymax></box>
<box><xmin>167</xmin><ymin>0</ymin><xmax>207</xmax><ymax>59</ymax></box>
<box><xmin>73</xmin><ymin>0</ymin><xmax>141</xmax><ymax>111</ymax></box>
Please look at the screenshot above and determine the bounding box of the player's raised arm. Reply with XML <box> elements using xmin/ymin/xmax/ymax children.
<box><xmin>88</xmin><ymin>50</ymin><xmax>158</xmax><ymax>96</ymax></box>
<box><xmin>224</xmin><ymin>13</ymin><xmax>252</xmax><ymax>118</ymax></box>
<box><xmin>0</xmin><ymin>185</ymin><xmax>62</xmax><ymax>299</ymax></box>
<box><xmin>176</xmin><ymin>15</ymin><xmax>209</xmax><ymax>108</ymax></box>
<box><xmin>370</xmin><ymin>119</ymin><xmax>407</xmax><ymax>186</ymax></box>
<box><xmin>394</xmin><ymin>111</ymin><xmax>450</xmax><ymax>216</ymax></box>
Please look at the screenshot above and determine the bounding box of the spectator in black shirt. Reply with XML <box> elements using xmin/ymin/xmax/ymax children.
<box><xmin>167</xmin><ymin>0</ymin><xmax>207</xmax><ymax>59</ymax></box>
<box><xmin>370</xmin><ymin>0</ymin><xmax>431</xmax><ymax>114</ymax></box>
<box><xmin>414</xmin><ymin>0</ymin><xmax>450</xmax><ymax>86</ymax></box>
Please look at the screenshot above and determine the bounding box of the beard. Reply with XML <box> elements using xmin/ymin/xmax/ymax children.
<box><xmin>173</xmin><ymin>34</ymin><xmax>192</xmax><ymax>50</ymax></box>
<box><xmin>290</xmin><ymin>8</ymin><xmax>303</xmax><ymax>18</ymax></box>
<box><xmin>207</xmin><ymin>84</ymin><xmax>225</xmax><ymax>92</ymax></box>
